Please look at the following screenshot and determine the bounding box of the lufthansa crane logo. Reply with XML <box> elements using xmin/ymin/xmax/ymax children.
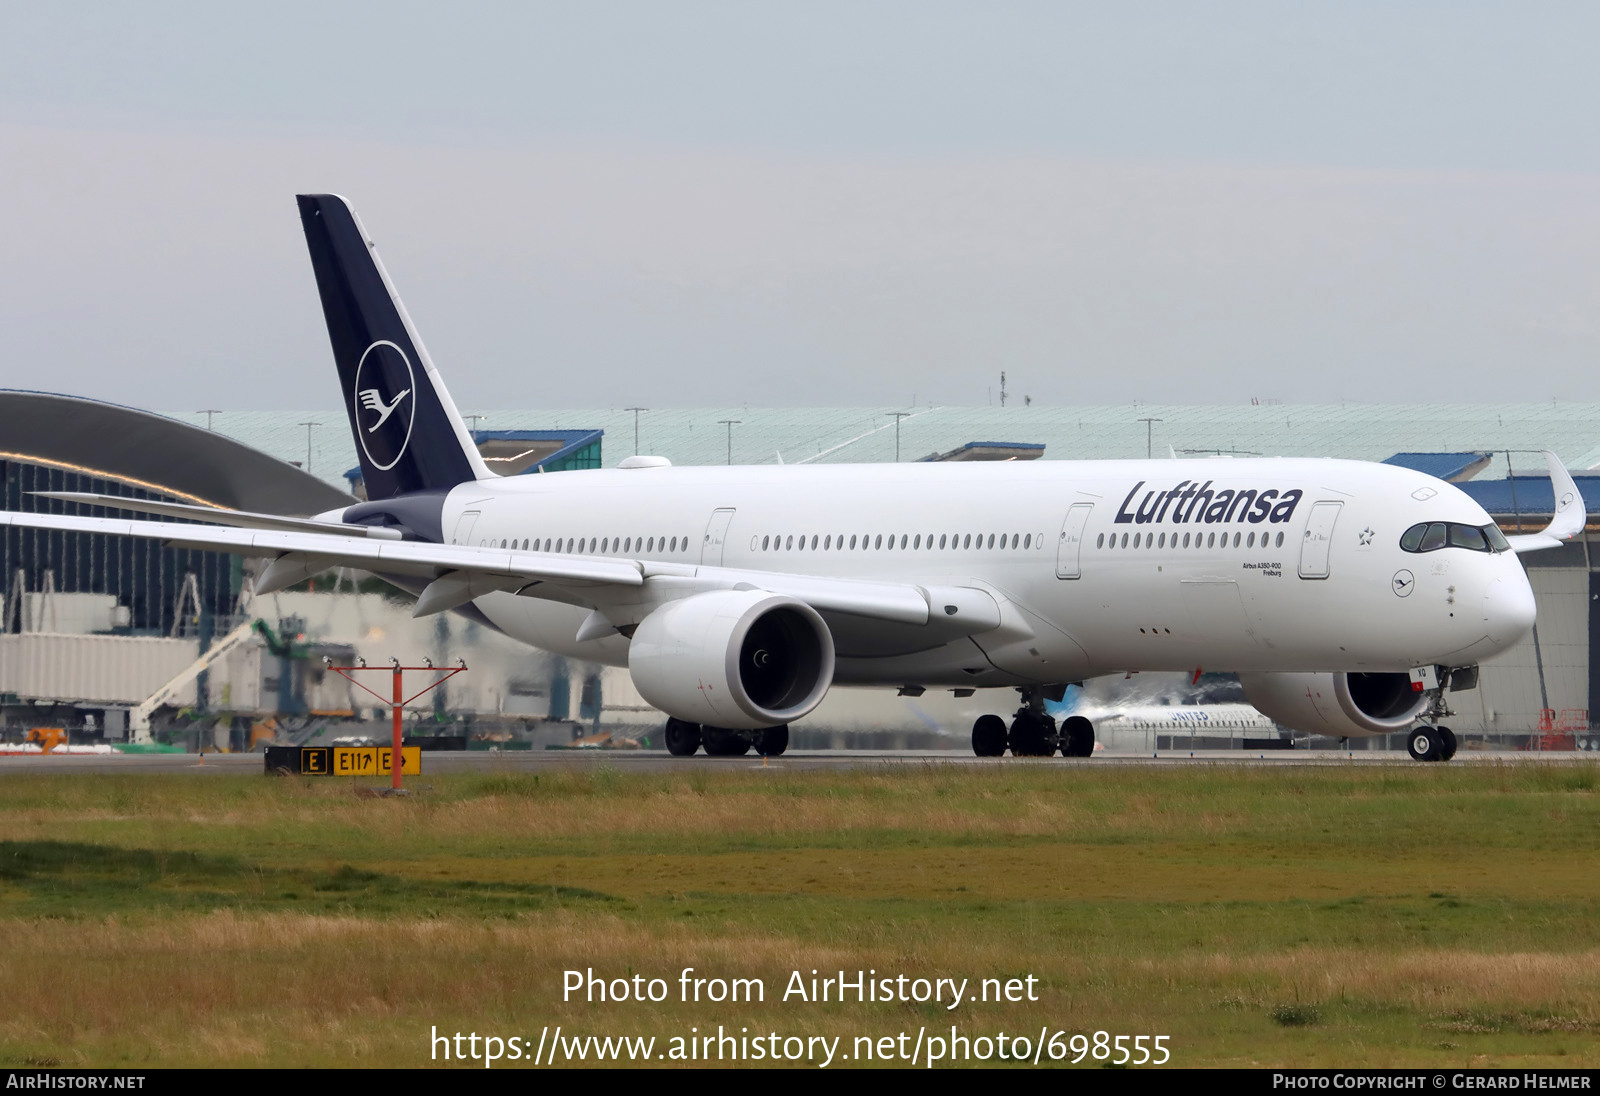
<box><xmin>352</xmin><ymin>340</ymin><xmax>416</xmax><ymax>471</ymax></box>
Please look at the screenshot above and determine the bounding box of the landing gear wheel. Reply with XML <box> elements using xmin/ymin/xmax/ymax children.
<box><xmin>755</xmin><ymin>725</ymin><xmax>789</xmax><ymax>757</ymax></box>
<box><xmin>1009</xmin><ymin>711</ymin><xmax>1055</xmax><ymax>756</ymax></box>
<box><xmin>1407</xmin><ymin>726</ymin><xmax>1442</xmax><ymax>762</ymax></box>
<box><xmin>1061</xmin><ymin>715</ymin><xmax>1096</xmax><ymax>758</ymax></box>
<box><xmin>1437</xmin><ymin>726</ymin><xmax>1457</xmax><ymax>761</ymax></box>
<box><xmin>971</xmin><ymin>715</ymin><xmax>1007</xmax><ymax>757</ymax></box>
<box><xmin>702</xmin><ymin>728</ymin><xmax>751</xmax><ymax>757</ymax></box>
<box><xmin>664</xmin><ymin>718</ymin><xmax>702</xmax><ymax>757</ymax></box>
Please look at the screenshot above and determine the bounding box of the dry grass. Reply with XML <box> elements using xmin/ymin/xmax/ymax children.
<box><xmin>0</xmin><ymin>763</ymin><xmax>1597</xmax><ymax>1067</ymax></box>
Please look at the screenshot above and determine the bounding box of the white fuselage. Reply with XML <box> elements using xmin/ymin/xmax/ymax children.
<box><xmin>420</xmin><ymin>457</ymin><xmax>1535</xmax><ymax>690</ymax></box>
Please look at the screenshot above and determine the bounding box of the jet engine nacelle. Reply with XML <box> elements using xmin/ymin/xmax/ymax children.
<box><xmin>1238</xmin><ymin>671</ymin><xmax>1429</xmax><ymax>739</ymax></box>
<box><xmin>628</xmin><ymin>589</ymin><xmax>835</xmax><ymax>729</ymax></box>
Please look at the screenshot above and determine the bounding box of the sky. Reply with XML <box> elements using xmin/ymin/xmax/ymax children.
<box><xmin>1</xmin><ymin>2</ymin><xmax>1598</xmax><ymax>412</ymax></box>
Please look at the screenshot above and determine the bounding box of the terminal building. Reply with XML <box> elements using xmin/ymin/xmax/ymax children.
<box><xmin>2</xmin><ymin>392</ymin><xmax>1597</xmax><ymax>751</ymax></box>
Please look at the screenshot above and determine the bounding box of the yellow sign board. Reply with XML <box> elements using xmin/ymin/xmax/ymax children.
<box><xmin>331</xmin><ymin>746</ymin><xmax>421</xmax><ymax>776</ymax></box>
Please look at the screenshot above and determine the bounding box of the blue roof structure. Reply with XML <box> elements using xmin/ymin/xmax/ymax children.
<box><xmin>344</xmin><ymin>429</ymin><xmax>604</xmax><ymax>492</ymax></box>
<box><xmin>1457</xmin><ymin>475</ymin><xmax>1600</xmax><ymax>521</ymax></box>
<box><xmin>471</xmin><ymin>429</ymin><xmax>603</xmax><ymax>472</ymax></box>
<box><xmin>919</xmin><ymin>440</ymin><xmax>1046</xmax><ymax>462</ymax></box>
<box><xmin>1382</xmin><ymin>451</ymin><xmax>1493</xmax><ymax>482</ymax></box>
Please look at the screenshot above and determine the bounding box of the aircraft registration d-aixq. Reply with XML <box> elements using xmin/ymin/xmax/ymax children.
<box><xmin>3</xmin><ymin>195</ymin><xmax>1584</xmax><ymax>762</ymax></box>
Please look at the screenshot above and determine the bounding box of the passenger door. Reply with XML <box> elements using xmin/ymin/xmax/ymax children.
<box><xmin>451</xmin><ymin>510</ymin><xmax>481</xmax><ymax>546</ymax></box>
<box><xmin>701</xmin><ymin>508</ymin><xmax>736</xmax><ymax>566</ymax></box>
<box><xmin>1298</xmin><ymin>501</ymin><xmax>1342</xmax><ymax>579</ymax></box>
<box><xmin>1056</xmin><ymin>503</ymin><xmax>1094</xmax><ymax>579</ymax></box>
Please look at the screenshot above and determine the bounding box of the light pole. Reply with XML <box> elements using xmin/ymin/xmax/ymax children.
<box><xmin>626</xmin><ymin>407</ymin><xmax>648</xmax><ymax>455</ymax></box>
<box><xmin>1137</xmin><ymin>417</ymin><xmax>1163</xmax><ymax>459</ymax></box>
<box><xmin>887</xmin><ymin>411</ymin><xmax>911</xmax><ymax>462</ymax></box>
<box><xmin>198</xmin><ymin>410</ymin><xmax>220</xmax><ymax>431</ymax></box>
<box><xmin>465</xmin><ymin>413</ymin><xmax>485</xmax><ymax>437</ymax></box>
<box><xmin>718</xmin><ymin>419</ymin><xmax>740</xmax><ymax>465</ymax></box>
<box><xmin>298</xmin><ymin>421</ymin><xmax>321</xmax><ymax>472</ymax></box>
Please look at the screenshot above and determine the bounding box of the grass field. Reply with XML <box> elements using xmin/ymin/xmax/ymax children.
<box><xmin>0</xmin><ymin>761</ymin><xmax>1597</xmax><ymax>1068</ymax></box>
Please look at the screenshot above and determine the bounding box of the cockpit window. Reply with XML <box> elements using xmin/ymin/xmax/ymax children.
<box><xmin>1400</xmin><ymin>521</ymin><xmax>1509</xmax><ymax>554</ymax></box>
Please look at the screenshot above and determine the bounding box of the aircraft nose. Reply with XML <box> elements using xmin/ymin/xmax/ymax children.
<box><xmin>1482</xmin><ymin>573</ymin><xmax>1537</xmax><ymax>645</ymax></box>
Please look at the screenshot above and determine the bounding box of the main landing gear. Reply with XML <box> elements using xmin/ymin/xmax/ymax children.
<box><xmin>971</xmin><ymin>687</ymin><xmax>1095</xmax><ymax>758</ymax></box>
<box><xmin>662</xmin><ymin>717</ymin><xmax>788</xmax><ymax>758</ymax></box>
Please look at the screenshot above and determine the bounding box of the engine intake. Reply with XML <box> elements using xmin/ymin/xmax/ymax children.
<box><xmin>628</xmin><ymin>590</ymin><xmax>835</xmax><ymax>729</ymax></box>
<box><xmin>1238</xmin><ymin>671</ymin><xmax>1430</xmax><ymax>738</ymax></box>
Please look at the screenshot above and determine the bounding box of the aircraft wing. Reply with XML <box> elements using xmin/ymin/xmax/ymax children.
<box><xmin>30</xmin><ymin>492</ymin><xmax>404</xmax><ymax>539</ymax></box>
<box><xmin>0</xmin><ymin>508</ymin><xmax>988</xmax><ymax>634</ymax></box>
<box><xmin>1506</xmin><ymin>450</ymin><xmax>1588</xmax><ymax>554</ymax></box>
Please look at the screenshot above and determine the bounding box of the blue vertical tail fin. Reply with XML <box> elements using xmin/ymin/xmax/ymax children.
<box><xmin>296</xmin><ymin>194</ymin><xmax>490</xmax><ymax>500</ymax></box>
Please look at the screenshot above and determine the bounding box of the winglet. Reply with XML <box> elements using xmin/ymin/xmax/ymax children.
<box><xmin>1507</xmin><ymin>450</ymin><xmax>1587</xmax><ymax>554</ymax></box>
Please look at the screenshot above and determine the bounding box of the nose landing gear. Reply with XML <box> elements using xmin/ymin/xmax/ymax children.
<box><xmin>1406</xmin><ymin>724</ymin><xmax>1457</xmax><ymax>762</ymax></box>
<box><xmin>1406</xmin><ymin>684</ymin><xmax>1460</xmax><ymax>762</ymax></box>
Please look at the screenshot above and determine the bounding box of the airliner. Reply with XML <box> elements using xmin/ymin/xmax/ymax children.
<box><xmin>1044</xmin><ymin>687</ymin><xmax>1279</xmax><ymax>751</ymax></box>
<box><xmin>0</xmin><ymin>195</ymin><xmax>1583</xmax><ymax>762</ymax></box>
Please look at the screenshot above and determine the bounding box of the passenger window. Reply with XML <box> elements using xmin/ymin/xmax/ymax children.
<box><xmin>762</xmin><ymin>535</ymin><xmax>770</xmax><ymax>550</ymax></box>
<box><xmin>1025</xmin><ymin>534</ymin><xmax>1032</xmax><ymax>549</ymax></box>
<box><xmin>1133</xmin><ymin>533</ymin><xmax>1141</xmax><ymax>549</ymax></box>
<box><xmin>1207</xmin><ymin>532</ymin><xmax>1215</xmax><ymax>548</ymax></box>
<box><xmin>850</xmin><ymin>535</ymin><xmax>858</xmax><ymax>549</ymax></box>
<box><xmin>785</xmin><ymin>535</ymin><xmax>793</xmax><ymax>550</ymax></box>
<box><xmin>1233</xmin><ymin>532</ymin><xmax>1241</xmax><ymax>548</ymax></box>
<box><xmin>812</xmin><ymin>535</ymin><xmax>819</xmax><ymax>550</ymax></box>
<box><xmin>874</xmin><ymin>535</ymin><xmax>882</xmax><ymax>549</ymax></box>
<box><xmin>1182</xmin><ymin>532</ymin><xmax>1190</xmax><ymax>548</ymax></box>
<box><xmin>1097</xmin><ymin>533</ymin><xmax>1105</xmax><ymax>548</ymax></box>
<box><xmin>1275</xmin><ymin>531</ymin><xmax>1284</xmax><ymax>548</ymax></box>
<box><xmin>1157</xmin><ymin>532</ymin><xmax>1166</xmax><ymax>549</ymax></box>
